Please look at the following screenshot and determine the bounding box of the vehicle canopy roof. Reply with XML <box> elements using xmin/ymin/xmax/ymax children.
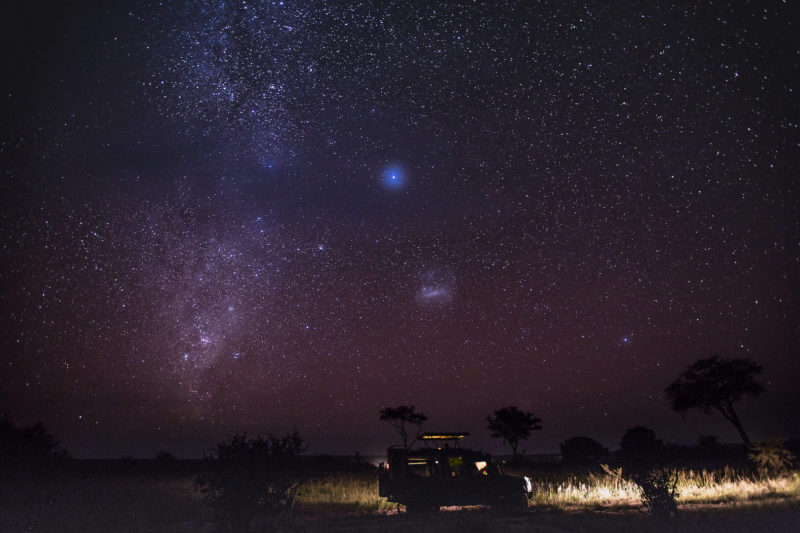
<box><xmin>419</xmin><ymin>432</ymin><xmax>469</xmax><ymax>443</ymax></box>
<box><xmin>388</xmin><ymin>432</ymin><xmax>493</xmax><ymax>461</ymax></box>
<box><xmin>389</xmin><ymin>447</ymin><xmax>491</xmax><ymax>460</ymax></box>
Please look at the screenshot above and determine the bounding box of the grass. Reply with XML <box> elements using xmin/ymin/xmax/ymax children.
<box><xmin>291</xmin><ymin>467</ymin><xmax>800</xmax><ymax>532</ymax></box>
<box><xmin>506</xmin><ymin>465</ymin><xmax>800</xmax><ymax>510</ymax></box>
<box><xmin>297</xmin><ymin>470</ymin><xmax>395</xmax><ymax>512</ymax></box>
<box><xmin>673</xmin><ymin>469</ymin><xmax>800</xmax><ymax>505</ymax></box>
<box><xmin>294</xmin><ymin>465</ymin><xmax>800</xmax><ymax>513</ymax></box>
<box><xmin>1</xmin><ymin>461</ymin><xmax>797</xmax><ymax>531</ymax></box>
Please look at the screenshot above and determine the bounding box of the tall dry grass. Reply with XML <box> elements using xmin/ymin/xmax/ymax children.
<box><xmin>297</xmin><ymin>471</ymin><xmax>395</xmax><ymax>512</ymax></box>
<box><xmin>1</xmin><ymin>463</ymin><xmax>797</xmax><ymax>531</ymax></box>
<box><xmin>515</xmin><ymin>465</ymin><xmax>800</xmax><ymax>509</ymax></box>
<box><xmin>295</xmin><ymin>466</ymin><xmax>800</xmax><ymax>511</ymax></box>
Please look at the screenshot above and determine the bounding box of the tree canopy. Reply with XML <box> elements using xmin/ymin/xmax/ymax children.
<box><xmin>560</xmin><ymin>436</ymin><xmax>609</xmax><ymax>465</ymax></box>
<box><xmin>619</xmin><ymin>426</ymin><xmax>664</xmax><ymax>463</ymax></box>
<box><xmin>486</xmin><ymin>406</ymin><xmax>542</xmax><ymax>460</ymax></box>
<box><xmin>0</xmin><ymin>417</ymin><xmax>70</xmax><ymax>464</ymax></box>
<box><xmin>665</xmin><ymin>356</ymin><xmax>764</xmax><ymax>445</ymax></box>
<box><xmin>379</xmin><ymin>406</ymin><xmax>428</xmax><ymax>449</ymax></box>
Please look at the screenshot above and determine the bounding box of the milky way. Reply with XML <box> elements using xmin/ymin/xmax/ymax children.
<box><xmin>1</xmin><ymin>1</ymin><xmax>798</xmax><ymax>457</ymax></box>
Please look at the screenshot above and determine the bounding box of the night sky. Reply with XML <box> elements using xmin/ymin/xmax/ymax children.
<box><xmin>1</xmin><ymin>1</ymin><xmax>798</xmax><ymax>459</ymax></box>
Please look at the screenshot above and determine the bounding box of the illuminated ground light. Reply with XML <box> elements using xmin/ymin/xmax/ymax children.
<box><xmin>382</xmin><ymin>166</ymin><xmax>406</xmax><ymax>190</ymax></box>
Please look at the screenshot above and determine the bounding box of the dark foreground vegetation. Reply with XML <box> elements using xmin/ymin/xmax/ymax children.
<box><xmin>1</xmin><ymin>449</ymin><xmax>798</xmax><ymax>533</ymax></box>
<box><xmin>1</xmin><ymin>358</ymin><xmax>797</xmax><ymax>531</ymax></box>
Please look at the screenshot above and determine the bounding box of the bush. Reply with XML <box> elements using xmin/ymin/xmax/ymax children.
<box><xmin>560</xmin><ymin>436</ymin><xmax>609</xmax><ymax>465</ymax></box>
<box><xmin>0</xmin><ymin>417</ymin><xmax>70</xmax><ymax>465</ymax></box>
<box><xmin>697</xmin><ymin>435</ymin><xmax>722</xmax><ymax>451</ymax></box>
<box><xmin>620</xmin><ymin>427</ymin><xmax>663</xmax><ymax>455</ymax></box>
<box><xmin>630</xmin><ymin>468</ymin><xmax>679</xmax><ymax>520</ymax></box>
<box><xmin>617</xmin><ymin>428</ymin><xmax>678</xmax><ymax>520</ymax></box>
<box><xmin>155</xmin><ymin>451</ymin><xmax>177</xmax><ymax>462</ymax></box>
<box><xmin>749</xmin><ymin>439</ymin><xmax>795</xmax><ymax>475</ymax></box>
<box><xmin>619</xmin><ymin>426</ymin><xmax>666</xmax><ymax>469</ymax></box>
<box><xmin>195</xmin><ymin>431</ymin><xmax>305</xmax><ymax>532</ymax></box>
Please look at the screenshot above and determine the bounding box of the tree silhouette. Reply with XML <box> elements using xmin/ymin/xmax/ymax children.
<box><xmin>620</xmin><ymin>426</ymin><xmax>663</xmax><ymax>455</ymax></box>
<box><xmin>486</xmin><ymin>406</ymin><xmax>542</xmax><ymax>461</ymax></box>
<box><xmin>379</xmin><ymin>406</ymin><xmax>428</xmax><ymax>449</ymax></box>
<box><xmin>560</xmin><ymin>436</ymin><xmax>609</xmax><ymax>465</ymax></box>
<box><xmin>619</xmin><ymin>426</ymin><xmax>665</xmax><ymax>467</ymax></box>
<box><xmin>0</xmin><ymin>417</ymin><xmax>70</xmax><ymax>465</ymax></box>
<box><xmin>665</xmin><ymin>356</ymin><xmax>763</xmax><ymax>446</ymax></box>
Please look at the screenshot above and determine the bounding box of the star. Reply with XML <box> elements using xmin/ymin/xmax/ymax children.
<box><xmin>2</xmin><ymin>0</ymin><xmax>796</xmax><ymax>460</ymax></box>
<box><xmin>382</xmin><ymin>165</ymin><xmax>406</xmax><ymax>190</ymax></box>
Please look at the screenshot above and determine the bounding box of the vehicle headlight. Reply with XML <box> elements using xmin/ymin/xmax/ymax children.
<box><xmin>523</xmin><ymin>476</ymin><xmax>532</xmax><ymax>493</ymax></box>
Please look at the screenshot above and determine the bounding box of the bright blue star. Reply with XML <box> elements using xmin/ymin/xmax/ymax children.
<box><xmin>382</xmin><ymin>165</ymin><xmax>406</xmax><ymax>190</ymax></box>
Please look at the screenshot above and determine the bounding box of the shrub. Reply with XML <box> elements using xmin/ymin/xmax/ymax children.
<box><xmin>560</xmin><ymin>436</ymin><xmax>609</xmax><ymax>465</ymax></box>
<box><xmin>630</xmin><ymin>468</ymin><xmax>679</xmax><ymax>520</ymax></box>
<box><xmin>617</xmin><ymin>429</ymin><xmax>679</xmax><ymax>521</ymax></box>
<box><xmin>0</xmin><ymin>417</ymin><xmax>70</xmax><ymax>465</ymax></box>
<box><xmin>620</xmin><ymin>426</ymin><xmax>663</xmax><ymax>455</ymax></box>
<box><xmin>697</xmin><ymin>435</ymin><xmax>722</xmax><ymax>450</ymax></box>
<box><xmin>619</xmin><ymin>427</ymin><xmax>666</xmax><ymax>469</ymax></box>
<box><xmin>195</xmin><ymin>431</ymin><xmax>305</xmax><ymax>532</ymax></box>
<box><xmin>155</xmin><ymin>451</ymin><xmax>177</xmax><ymax>462</ymax></box>
<box><xmin>749</xmin><ymin>439</ymin><xmax>795</xmax><ymax>475</ymax></box>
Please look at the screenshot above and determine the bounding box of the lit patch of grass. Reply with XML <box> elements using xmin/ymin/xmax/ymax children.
<box><xmin>528</xmin><ymin>472</ymin><xmax>642</xmax><ymax>509</ymax></box>
<box><xmin>521</xmin><ymin>467</ymin><xmax>800</xmax><ymax>510</ymax></box>
<box><xmin>291</xmin><ymin>467</ymin><xmax>800</xmax><ymax>513</ymax></box>
<box><xmin>296</xmin><ymin>471</ymin><xmax>395</xmax><ymax>512</ymax></box>
<box><xmin>676</xmin><ymin>469</ymin><xmax>800</xmax><ymax>504</ymax></box>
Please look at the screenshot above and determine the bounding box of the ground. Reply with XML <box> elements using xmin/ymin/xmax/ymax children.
<box><xmin>0</xmin><ymin>460</ymin><xmax>797</xmax><ymax>532</ymax></box>
<box><xmin>293</xmin><ymin>502</ymin><xmax>800</xmax><ymax>533</ymax></box>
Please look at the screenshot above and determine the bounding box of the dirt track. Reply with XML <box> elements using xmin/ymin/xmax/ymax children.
<box><xmin>292</xmin><ymin>503</ymin><xmax>800</xmax><ymax>533</ymax></box>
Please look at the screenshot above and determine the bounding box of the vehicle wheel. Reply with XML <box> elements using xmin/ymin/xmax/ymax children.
<box><xmin>492</xmin><ymin>493</ymin><xmax>528</xmax><ymax>515</ymax></box>
<box><xmin>514</xmin><ymin>492</ymin><xmax>529</xmax><ymax>511</ymax></box>
<box><xmin>378</xmin><ymin>472</ymin><xmax>390</xmax><ymax>498</ymax></box>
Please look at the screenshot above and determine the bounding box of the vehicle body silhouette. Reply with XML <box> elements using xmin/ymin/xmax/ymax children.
<box><xmin>378</xmin><ymin>433</ymin><xmax>531</xmax><ymax>512</ymax></box>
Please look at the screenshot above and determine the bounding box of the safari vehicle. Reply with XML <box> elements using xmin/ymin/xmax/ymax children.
<box><xmin>378</xmin><ymin>432</ymin><xmax>532</xmax><ymax>512</ymax></box>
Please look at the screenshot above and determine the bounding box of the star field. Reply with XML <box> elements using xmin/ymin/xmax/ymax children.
<box><xmin>1</xmin><ymin>1</ymin><xmax>798</xmax><ymax>457</ymax></box>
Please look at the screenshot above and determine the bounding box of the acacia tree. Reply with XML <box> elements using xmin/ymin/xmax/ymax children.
<box><xmin>487</xmin><ymin>406</ymin><xmax>542</xmax><ymax>461</ymax></box>
<box><xmin>665</xmin><ymin>356</ymin><xmax>764</xmax><ymax>446</ymax></box>
<box><xmin>379</xmin><ymin>406</ymin><xmax>428</xmax><ymax>449</ymax></box>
